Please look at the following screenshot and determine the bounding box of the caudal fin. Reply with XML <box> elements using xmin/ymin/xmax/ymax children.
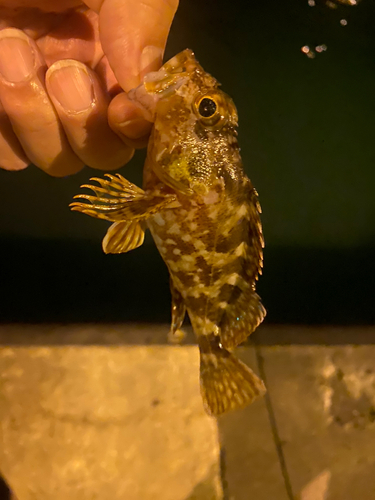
<box><xmin>199</xmin><ymin>337</ymin><xmax>266</xmax><ymax>416</ymax></box>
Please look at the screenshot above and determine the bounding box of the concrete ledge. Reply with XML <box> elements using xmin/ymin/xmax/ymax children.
<box><xmin>1</xmin><ymin>324</ymin><xmax>375</xmax><ymax>346</ymax></box>
<box><xmin>261</xmin><ymin>345</ymin><xmax>375</xmax><ymax>500</ymax></box>
<box><xmin>2</xmin><ymin>325</ymin><xmax>375</xmax><ymax>500</ymax></box>
<box><xmin>0</xmin><ymin>345</ymin><xmax>222</xmax><ymax>500</ymax></box>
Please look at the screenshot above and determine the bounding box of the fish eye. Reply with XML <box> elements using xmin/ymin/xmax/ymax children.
<box><xmin>193</xmin><ymin>91</ymin><xmax>228</xmax><ymax>129</ymax></box>
<box><xmin>198</xmin><ymin>97</ymin><xmax>217</xmax><ymax>118</ymax></box>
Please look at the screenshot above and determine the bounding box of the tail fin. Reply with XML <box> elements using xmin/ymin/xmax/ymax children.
<box><xmin>199</xmin><ymin>336</ymin><xmax>266</xmax><ymax>416</ymax></box>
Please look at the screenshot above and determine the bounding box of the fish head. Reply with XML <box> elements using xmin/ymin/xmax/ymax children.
<box><xmin>128</xmin><ymin>49</ymin><xmax>241</xmax><ymax>195</ymax></box>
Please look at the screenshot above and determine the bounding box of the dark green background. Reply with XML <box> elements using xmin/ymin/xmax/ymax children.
<box><xmin>1</xmin><ymin>0</ymin><xmax>374</xmax><ymax>324</ymax></box>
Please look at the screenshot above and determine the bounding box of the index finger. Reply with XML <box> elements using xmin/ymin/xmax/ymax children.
<box><xmin>87</xmin><ymin>0</ymin><xmax>179</xmax><ymax>92</ymax></box>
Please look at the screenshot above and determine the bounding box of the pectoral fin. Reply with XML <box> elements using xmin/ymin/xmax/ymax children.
<box><xmin>102</xmin><ymin>220</ymin><xmax>146</xmax><ymax>254</ymax></box>
<box><xmin>70</xmin><ymin>173</ymin><xmax>177</xmax><ymax>222</ymax></box>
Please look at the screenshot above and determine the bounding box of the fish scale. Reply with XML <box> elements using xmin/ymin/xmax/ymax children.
<box><xmin>70</xmin><ymin>49</ymin><xmax>266</xmax><ymax>416</ymax></box>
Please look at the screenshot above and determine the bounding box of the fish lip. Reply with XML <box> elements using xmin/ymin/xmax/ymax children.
<box><xmin>142</xmin><ymin>48</ymin><xmax>196</xmax><ymax>92</ymax></box>
<box><xmin>127</xmin><ymin>74</ymin><xmax>187</xmax><ymax>122</ymax></box>
<box><xmin>127</xmin><ymin>49</ymin><xmax>196</xmax><ymax>121</ymax></box>
<box><xmin>144</xmin><ymin>72</ymin><xmax>187</xmax><ymax>98</ymax></box>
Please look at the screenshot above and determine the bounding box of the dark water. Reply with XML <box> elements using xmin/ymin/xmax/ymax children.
<box><xmin>1</xmin><ymin>237</ymin><xmax>374</xmax><ymax>324</ymax></box>
<box><xmin>1</xmin><ymin>0</ymin><xmax>374</xmax><ymax>326</ymax></box>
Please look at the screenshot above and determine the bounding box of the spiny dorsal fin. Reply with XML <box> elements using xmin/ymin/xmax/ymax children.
<box><xmin>214</xmin><ymin>179</ymin><xmax>265</xmax><ymax>350</ymax></box>
<box><xmin>102</xmin><ymin>220</ymin><xmax>145</xmax><ymax>254</ymax></box>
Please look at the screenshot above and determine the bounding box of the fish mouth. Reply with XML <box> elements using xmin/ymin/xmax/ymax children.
<box><xmin>144</xmin><ymin>49</ymin><xmax>197</xmax><ymax>93</ymax></box>
<box><xmin>127</xmin><ymin>49</ymin><xmax>198</xmax><ymax>121</ymax></box>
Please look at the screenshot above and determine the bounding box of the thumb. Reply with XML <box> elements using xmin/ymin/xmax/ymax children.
<box><xmin>83</xmin><ymin>0</ymin><xmax>179</xmax><ymax>92</ymax></box>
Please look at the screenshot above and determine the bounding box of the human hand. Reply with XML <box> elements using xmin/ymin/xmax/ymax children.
<box><xmin>0</xmin><ymin>0</ymin><xmax>178</xmax><ymax>176</ymax></box>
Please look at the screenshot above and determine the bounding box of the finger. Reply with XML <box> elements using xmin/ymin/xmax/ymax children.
<box><xmin>108</xmin><ymin>92</ymin><xmax>152</xmax><ymax>149</ymax></box>
<box><xmin>0</xmin><ymin>3</ymin><xmax>82</xmax><ymax>39</ymax></box>
<box><xmin>94</xmin><ymin>55</ymin><xmax>122</xmax><ymax>97</ymax></box>
<box><xmin>96</xmin><ymin>0</ymin><xmax>179</xmax><ymax>91</ymax></box>
<box><xmin>0</xmin><ymin>2</ymin><xmax>82</xmax><ymax>13</ymax></box>
<box><xmin>0</xmin><ymin>28</ymin><xmax>83</xmax><ymax>176</ymax></box>
<box><xmin>46</xmin><ymin>59</ymin><xmax>134</xmax><ymax>170</ymax></box>
<box><xmin>98</xmin><ymin>56</ymin><xmax>151</xmax><ymax>149</ymax></box>
<box><xmin>0</xmin><ymin>98</ymin><xmax>29</xmax><ymax>171</ymax></box>
<box><xmin>36</xmin><ymin>8</ymin><xmax>104</xmax><ymax>69</ymax></box>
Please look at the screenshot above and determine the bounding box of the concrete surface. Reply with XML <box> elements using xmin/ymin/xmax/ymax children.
<box><xmin>218</xmin><ymin>347</ymin><xmax>290</xmax><ymax>500</ymax></box>
<box><xmin>1</xmin><ymin>325</ymin><xmax>375</xmax><ymax>500</ymax></box>
<box><xmin>262</xmin><ymin>345</ymin><xmax>375</xmax><ymax>500</ymax></box>
<box><xmin>0</xmin><ymin>344</ymin><xmax>222</xmax><ymax>500</ymax></box>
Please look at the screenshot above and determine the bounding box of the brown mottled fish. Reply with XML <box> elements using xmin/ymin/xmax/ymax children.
<box><xmin>70</xmin><ymin>49</ymin><xmax>266</xmax><ymax>416</ymax></box>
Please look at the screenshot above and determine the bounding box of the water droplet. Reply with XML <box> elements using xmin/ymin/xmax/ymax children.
<box><xmin>301</xmin><ymin>45</ymin><xmax>316</xmax><ymax>59</ymax></box>
<box><xmin>326</xmin><ymin>1</ymin><xmax>338</xmax><ymax>9</ymax></box>
<box><xmin>315</xmin><ymin>44</ymin><xmax>328</xmax><ymax>53</ymax></box>
<box><xmin>340</xmin><ymin>18</ymin><xmax>348</xmax><ymax>25</ymax></box>
<box><xmin>308</xmin><ymin>0</ymin><xmax>315</xmax><ymax>5</ymax></box>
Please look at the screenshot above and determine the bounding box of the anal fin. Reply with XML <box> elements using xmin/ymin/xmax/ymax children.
<box><xmin>102</xmin><ymin>220</ymin><xmax>145</xmax><ymax>254</ymax></box>
<box><xmin>199</xmin><ymin>336</ymin><xmax>266</xmax><ymax>416</ymax></box>
<box><xmin>168</xmin><ymin>278</ymin><xmax>186</xmax><ymax>343</ymax></box>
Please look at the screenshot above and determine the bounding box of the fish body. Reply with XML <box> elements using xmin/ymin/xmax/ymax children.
<box><xmin>71</xmin><ymin>50</ymin><xmax>266</xmax><ymax>416</ymax></box>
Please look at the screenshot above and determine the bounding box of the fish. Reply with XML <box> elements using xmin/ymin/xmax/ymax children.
<box><xmin>70</xmin><ymin>49</ymin><xmax>266</xmax><ymax>416</ymax></box>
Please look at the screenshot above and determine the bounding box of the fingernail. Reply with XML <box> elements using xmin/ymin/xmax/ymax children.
<box><xmin>47</xmin><ymin>60</ymin><xmax>95</xmax><ymax>113</ymax></box>
<box><xmin>139</xmin><ymin>45</ymin><xmax>163</xmax><ymax>77</ymax></box>
<box><xmin>0</xmin><ymin>29</ymin><xmax>35</xmax><ymax>83</ymax></box>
